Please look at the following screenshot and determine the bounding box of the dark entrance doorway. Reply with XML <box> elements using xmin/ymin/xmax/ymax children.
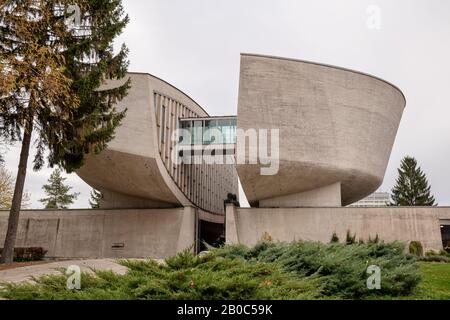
<box><xmin>441</xmin><ymin>224</ymin><xmax>450</xmax><ymax>252</ymax></box>
<box><xmin>198</xmin><ymin>220</ymin><xmax>224</xmax><ymax>252</ymax></box>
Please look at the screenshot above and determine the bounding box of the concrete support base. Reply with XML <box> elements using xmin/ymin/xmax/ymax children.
<box><xmin>225</xmin><ymin>206</ymin><xmax>450</xmax><ymax>251</ymax></box>
<box><xmin>259</xmin><ymin>182</ymin><xmax>342</xmax><ymax>207</ymax></box>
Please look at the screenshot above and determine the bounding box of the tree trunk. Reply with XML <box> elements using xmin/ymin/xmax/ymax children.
<box><xmin>0</xmin><ymin>119</ymin><xmax>33</xmax><ymax>264</ymax></box>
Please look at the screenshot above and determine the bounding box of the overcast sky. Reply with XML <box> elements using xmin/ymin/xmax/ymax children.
<box><xmin>2</xmin><ymin>0</ymin><xmax>450</xmax><ymax>208</ymax></box>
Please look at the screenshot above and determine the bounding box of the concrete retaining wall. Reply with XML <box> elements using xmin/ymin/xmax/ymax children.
<box><xmin>0</xmin><ymin>207</ymin><xmax>197</xmax><ymax>259</ymax></box>
<box><xmin>3</xmin><ymin>206</ymin><xmax>447</xmax><ymax>259</ymax></box>
<box><xmin>226</xmin><ymin>206</ymin><xmax>450</xmax><ymax>251</ymax></box>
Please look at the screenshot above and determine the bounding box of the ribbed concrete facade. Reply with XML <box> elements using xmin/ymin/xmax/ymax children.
<box><xmin>154</xmin><ymin>91</ymin><xmax>238</xmax><ymax>214</ymax></box>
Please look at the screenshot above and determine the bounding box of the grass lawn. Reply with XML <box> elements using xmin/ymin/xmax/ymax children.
<box><xmin>368</xmin><ymin>262</ymin><xmax>450</xmax><ymax>300</ymax></box>
<box><xmin>408</xmin><ymin>262</ymin><xmax>450</xmax><ymax>299</ymax></box>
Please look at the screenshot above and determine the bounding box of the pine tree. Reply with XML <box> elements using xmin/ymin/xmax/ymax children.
<box><xmin>39</xmin><ymin>169</ymin><xmax>79</xmax><ymax>209</ymax></box>
<box><xmin>390</xmin><ymin>156</ymin><xmax>436</xmax><ymax>206</ymax></box>
<box><xmin>53</xmin><ymin>0</ymin><xmax>130</xmax><ymax>172</ymax></box>
<box><xmin>89</xmin><ymin>189</ymin><xmax>102</xmax><ymax>209</ymax></box>
<box><xmin>0</xmin><ymin>1</ymin><xmax>129</xmax><ymax>263</ymax></box>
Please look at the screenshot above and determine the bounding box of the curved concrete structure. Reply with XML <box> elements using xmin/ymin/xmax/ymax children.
<box><xmin>7</xmin><ymin>55</ymin><xmax>448</xmax><ymax>259</ymax></box>
<box><xmin>77</xmin><ymin>73</ymin><xmax>238</xmax><ymax>214</ymax></box>
<box><xmin>237</xmin><ymin>54</ymin><xmax>406</xmax><ymax>207</ymax></box>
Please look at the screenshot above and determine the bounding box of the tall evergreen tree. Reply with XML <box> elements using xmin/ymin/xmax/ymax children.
<box><xmin>0</xmin><ymin>1</ymin><xmax>129</xmax><ymax>263</ymax></box>
<box><xmin>56</xmin><ymin>0</ymin><xmax>130</xmax><ymax>171</ymax></box>
<box><xmin>39</xmin><ymin>168</ymin><xmax>79</xmax><ymax>209</ymax></box>
<box><xmin>89</xmin><ymin>189</ymin><xmax>102</xmax><ymax>209</ymax></box>
<box><xmin>390</xmin><ymin>156</ymin><xmax>436</xmax><ymax>206</ymax></box>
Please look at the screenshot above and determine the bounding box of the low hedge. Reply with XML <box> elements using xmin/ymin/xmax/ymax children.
<box><xmin>0</xmin><ymin>247</ymin><xmax>47</xmax><ymax>262</ymax></box>
<box><xmin>0</xmin><ymin>250</ymin><xmax>323</xmax><ymax>300</ymax></box>
<box><xmin>0</xmin><ymin>241</ymin><xmax>421</xmax><ymax>300</ymax></box>
<box><xmin>420</xmin><ymin>255</ymin><xmax>450</xmax><ymax>263</ymax></box>
<box><xmin>409</xmin><ymin>241</ymin><xmax>424</xmax><ymax>257</ymax></box>
<box><xmin>213</xmin><ymin>240</ymin><xmax>421</xmax><ymax>299</ymax></box>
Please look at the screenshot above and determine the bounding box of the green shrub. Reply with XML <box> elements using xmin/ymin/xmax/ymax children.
<box><xmin>424</xmin><ymin>249</ymin><xmax>449</xmax><ymax>257</ymax></box>
<box><xmin>214</xmin><ymin>240</ymin><xmax>421</xmax><ymax>299</ymax></box>
<box><xmin>0</xmin><ymin>249</ymin><xmax>323</xmax><ymax>300</ymax></box>
<box><xmin>419</xmin><ymin>255</ymin><xmax>450</xmax><ymax>263</ymax></box>
<box><xmin>409</xmin><ymin>241</ymin><xmax>424</xmax><ymax>257</ymax></box>
<box><xmin>345</xmin><ymin>230</ymin><xmax>356</xmax><ymax>245</ymax></box>
<box><xmin>0</xmin><ymin>242</ymin><xmax>422</xmax><ymax>300</ymax></box>
<box><xmin>440</xmin><ymin>250</ymin><xmax>450</xmax><ymax>258</ymax></box>
<box><xmin>260</xmin><ymin>232</ymin><xmax>273</xmax><ymax>242</ymax></box>
<box><xmin>425</xmin><ymin>250</ymin><xmax>439</xmax><ymax>256</ymax></box>
<box><xmin>330</xmin><ymin>232</ymin><xmax>339</xmax><ymax>243</ymax></box>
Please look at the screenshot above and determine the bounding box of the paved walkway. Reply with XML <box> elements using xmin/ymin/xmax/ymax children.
<box><xmin>0</xmin><ymin>259</ymin><xmax>129</xmax><ymax>284</ymax></box>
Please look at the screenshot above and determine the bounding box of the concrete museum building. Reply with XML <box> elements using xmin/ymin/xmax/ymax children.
<box><xmin>1</xmin><ymin>54</ymin><xmax>449</xmax><ymax>258</ymax></box>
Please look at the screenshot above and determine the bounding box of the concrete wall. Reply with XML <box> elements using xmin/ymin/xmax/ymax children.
<box><xmin>0</xmin><ymin>207</ymin><xmax>197</xmax><ymax>259</ymax></box>
<box><xmin>226</xmin><ymin>205</ymin><xmax>449</xmax><ymax>251</ymax></box>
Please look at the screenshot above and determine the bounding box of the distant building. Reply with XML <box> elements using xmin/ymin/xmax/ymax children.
<box><xmin>349</xmin><ymin>192</ymin><xmax>391</xmax><ymax>207</ymax></box>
